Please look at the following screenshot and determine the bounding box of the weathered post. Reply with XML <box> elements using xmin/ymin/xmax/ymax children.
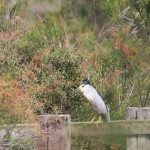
<box><xmin>37</xmin><ymin>115</ymin><xmax>71</xmax><ymax>150</ymax></box>
<box><xmin>37</xmin><ymin>115</ymin><xmax>48</xmax><ymax>150</ymax></box>
<box><xmin>127</xmin><ymin>107</ymin><xmax>150</xmax><ymax>150</ymax></box>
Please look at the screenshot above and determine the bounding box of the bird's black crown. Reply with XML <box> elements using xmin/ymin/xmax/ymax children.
<box><xmin>83</xmin><ymin>79</ymin><xmax>90</xmax><ymax>85</ymax></box>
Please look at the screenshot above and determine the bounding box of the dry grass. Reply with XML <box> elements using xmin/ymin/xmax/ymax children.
<box><xmin>0</xmin><ymin>77</ymin><xmax>36</xmax><ymax>123</ymax></box>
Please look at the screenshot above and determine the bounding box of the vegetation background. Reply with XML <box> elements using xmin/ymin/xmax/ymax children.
<box><xmin>0</xmin><ymin>0</ymin><xmax>150</xmax><ymax>149</ymax></box>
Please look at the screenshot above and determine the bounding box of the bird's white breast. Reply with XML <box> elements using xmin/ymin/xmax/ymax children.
<box><xmin>83</xmin><ymin>85</ymin><xmax>107</xmax><ymax>115</ymax></box>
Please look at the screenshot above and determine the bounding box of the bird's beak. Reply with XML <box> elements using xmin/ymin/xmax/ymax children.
<box><xmin>75</xmin><ymin>87</ymin><xmax>80</xmax><ymax>92</ymax></box>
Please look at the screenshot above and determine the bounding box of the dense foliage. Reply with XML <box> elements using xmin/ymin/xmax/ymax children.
<box><xmin>0</xmin><ymin>0</ymin><xmax>150</xmax><ymax>149</ymax></box>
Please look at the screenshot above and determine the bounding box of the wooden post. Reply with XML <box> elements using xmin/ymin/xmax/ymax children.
<box><xmin>127</xmin><ymin>107</ymin><xmax>150</xmax><ymax>150</ymax></box>
<box><xmin>37</xmin><ymin>115</ymin><xmax>48</xmax><ymax>150</ymax></box>
<box><xmin>37</xmin><ymin>115</ymin><xmax>71</xmax><ymax>150</ymax></box>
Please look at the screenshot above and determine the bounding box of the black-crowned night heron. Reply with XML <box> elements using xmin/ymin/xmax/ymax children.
<box><xmin>77</xmin><ymin>79</ymin><xmax>110</xmax><ymax>122</ymax></box>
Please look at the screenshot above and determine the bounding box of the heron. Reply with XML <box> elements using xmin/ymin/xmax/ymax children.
<box><xmin>77</xmin><ymin>79</ymin><xmax>110</xmax><ymax>122</ymax></box>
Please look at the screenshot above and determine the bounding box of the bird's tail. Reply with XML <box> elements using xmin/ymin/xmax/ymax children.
<box><xmin>106</xmin><ymin>105</ymin><xmax>110</xmax><ymax>121</ymax></box>
<box><xmin>102</xmin><ymin>105</ymin><xmax>110</xmax><ymax>122</ymax></box>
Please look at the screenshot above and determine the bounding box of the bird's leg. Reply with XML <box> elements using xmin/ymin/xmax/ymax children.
<box><xmin>99</xmin><ymin>116</ymin><xmax>102</xmax><ymax>121</ymax></box>
<box><xmin>90</xmin><ymin>114</ymin><xmax>96</xmax><ymax>123</ymax></box>
<box><xmin>90</xmin><ymin>115</ymin><xmax>103</xmax><ymax>126</ymax></box>
<box><xmin>95</xmin><ymin>116</ymin><xmax>102</xmax><ymax>127</ymax></box>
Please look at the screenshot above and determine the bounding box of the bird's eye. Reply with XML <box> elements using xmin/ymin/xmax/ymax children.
<box><xmin>82</xmin><ymin>85</ymin><xmax>84</xmax><ymax>88</ymax></box>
